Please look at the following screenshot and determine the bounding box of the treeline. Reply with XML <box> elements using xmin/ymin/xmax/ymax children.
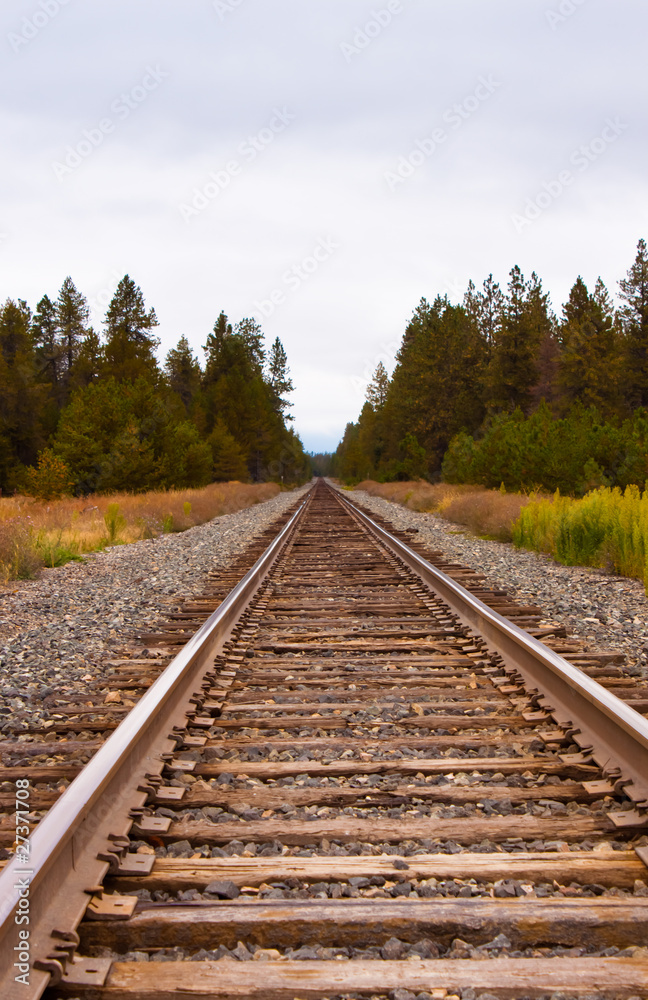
<box><xmin>335</xmin><ymin>239</ymin><xmax>648</xmax><ymax>495</ymax></box>
<box><xmin>0</xmin><ymin>274</ymin><xmax>309</xmax><ymax>496</ymax></box>
<box><xmin>309</xmin><ymin>453</ymin><xmax>336</xmax><ymax>477</ymax></box>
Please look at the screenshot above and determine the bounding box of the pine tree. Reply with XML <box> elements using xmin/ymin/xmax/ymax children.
<box><xmin>52</xmin><ymin>377</ymin><xmax>211</xmax><ymax>493</ymax></box>
<box><xmin>158</xmin><ymin>420</ymin><xmax>213</xmax><ymax>489</ymax></box>
<box><xmin>234</xmin><ymin>317</ymin><xmax>265</xmax><ymax>372</ymax></box>
<box><xmin>478</xmin><ymin>274</ymin><xmax>505</xmax><ymax>347</ymax></box>
<box><xmin>335</xmin><ymin>420</ymin><xmax>369</xmax><ymax>482</ymax></box>
<box><xmin>486</xmin><ymin>267</ymin><xmax>549</xmax><ymax>412</ymax></box>
<box><xmin>165</xmin><ymin>336</ymin><xmax>201</xmax><ymax>411</ymax></box>
<box><xmin>201</xmin><ymin>312</ymin><xmax>302</xmax><ymax>481</ymax></box>
<box><xmin>365</xmin><ymin>361</ymin><xmax>389</xmax><ymax>409</ymax></box>
<box><xmin>73</xmin><ymin>329</ymin><xmax>103</xmax><ymax>388</ymax></box>
<box><xmin>266</xmin><ymin>337</ymin><xmax>294</xmax><ymax>418</ymax></box>
<box><xmin>355</xmin><ymin>401</ymin><xmax>379</xmax><ymax>478</ymax></box>
<box><xmin>208</xmin><ymin>421</ymin><xmax>249</xmax><ymax>481</ymax></box>
<box><xmin>556</xmin><ymin>276</ymin><xmax>622</xmax><ymax>416</ymax></box>
<box><xmin>103</xmin><ymin>275</ymin><xmax>160</xmax><ymax>383</ymax></box>
<box><xmin>203</xmin><ymin>311</ymin><xmax>232</xmax><ymax>385</ymax></box>
<box><xmin>380</xmin><ymin>297</ymin><xmax>486</xmax><ymax>472</ymax></box>
<box><xmin>619</xmin><ymin>238</ymin><xmax>648</xmax><ymax>407</ymax></box>
<box><xmin>525</xmin><ymin>272</ymin><xmax>559</xmax><ymax>408</ymax></box>
<box><xmin>55</xmin><ymin>277</ymin><xmax>90</xmax><ymax>397</ymax></box>
<box><xmin>32</xmin><ymin>295</ymin><xmax>60</xmax><ymax>395</ymax></box>
<box><xmin>0</xmin><ymin>299</ymin><xmax>40</xmax><ymax>484</ymax></box>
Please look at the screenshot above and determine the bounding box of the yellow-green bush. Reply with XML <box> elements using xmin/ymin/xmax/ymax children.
<box><xmin>513</xmin><ymin>485</ymin><xmax>648</xmax><ymax>590</ymax></box>
<box><xmin>23</xmin><ymin>448</ymin><xmax>73</xmax><ymax>500</ymax></box>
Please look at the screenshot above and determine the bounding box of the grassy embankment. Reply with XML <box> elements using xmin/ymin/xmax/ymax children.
<box><xmin>514</xmin><ymin>485</ymin><xmax>648</xmax><ymax>590</ymax></box>
<box><xmin>351</xmin><ymin>480</ymin><xmax>531</xmax><ymax>542</ymax></box>
<box><xmin>0</xmin><ymin>481</ymin><xmax>281</xmax><ymax>583</ymax></box>
<box><xmin>350</xmin><ymin>480</ymin><xmax>648</xmax><ymax>592</ymax></box>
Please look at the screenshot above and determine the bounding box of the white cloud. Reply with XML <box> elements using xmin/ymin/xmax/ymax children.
<box><xmin>0</xmin><ymin>0</ymin><xmax>646</xmax><ymax>451</ymax></box>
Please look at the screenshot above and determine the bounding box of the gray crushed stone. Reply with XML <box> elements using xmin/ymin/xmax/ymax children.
<box><xmin>0</xmin><ymin>487</ymin><xmax>309</xmax><ymax>726</ymax></box>
<box><xmin>340</xmin><ymin>487</ymin><xmax>648</xmax><ymax>674</ymax></box>
<box><xmin>86</xmin><ymin>937</ymin><xmax>648</xmax><ymax>965</ymax></box>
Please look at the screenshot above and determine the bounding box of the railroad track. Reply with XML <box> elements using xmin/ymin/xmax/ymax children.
<box><xmin>2</xmin><ymin>479</ymin><xmax>648</xmax><ymax>999</ymax></box>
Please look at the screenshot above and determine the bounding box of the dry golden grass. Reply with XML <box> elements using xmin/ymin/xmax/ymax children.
<box><xmin>352</xmin><ymin>480</ymin><xmax>532</xmax><ymax>541</ymax></box>
<box><xmin>0</xmin><ymin>481</ymin><xmax>281</xmax><ymax>582</ymax></box>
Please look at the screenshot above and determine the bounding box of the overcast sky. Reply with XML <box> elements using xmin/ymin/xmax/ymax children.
<box><xmin>1</xmin><ymin>0</ymin><xmax>646</xmax><ymax>452</ymax></box>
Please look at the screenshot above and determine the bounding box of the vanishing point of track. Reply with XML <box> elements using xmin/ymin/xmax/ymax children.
<box><xmin>3</xmin><ymin>479</ymin><xmax>648</xmax><ymax>999</ymax></box>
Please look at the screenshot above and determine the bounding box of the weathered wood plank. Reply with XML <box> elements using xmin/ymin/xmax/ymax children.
<box><xmin>230</xmin><ymin>676</ymin><xmax>490</xmax><ymax>689</ymax></box>
<box><xmin>173</xmin><ymin>780</ymin><xmax>602</xmax><ymax>811</ymax></box>
<box><xmin>262</xmin><ymin>641</ymin><xmax>464</xmax><ymax>653</ymax></box>
<box><xmin>0</xmin><ymin>764</ymin><xmax>83</xmax><ymax>782</ymax></box>
<box><xmin>0</xmin><ymin>739</ymin><xmax>101</xmax><ymax>757</ymax></box>
<box><xmin>22</xmin><ymin>720</ymin><xmax>119</xmax><ymax>734</ymax></box>
<box><xmin>234</xmin><ymin>658</ymin><xmax>484</xmax><ymax>671</ymax></box>
<box><xmin>114</xmin><ymin>850</ymin><xmax>646</xmax><ymax>891</ymax></box>
<box><xmin>195</xmin><ymin>756</ymin><xmax>594</xmax><ymax>780</ymax></box>
<box><xmin>203</xmin><ymin>734</ymin><xmax>538</xmax><ymax>753</ymax></box>
<box><xmin>164</xmin><ymin>814</ymin><xmax>613</xmax><ymax>846</ymax></box>
<box><xmin>0</xmin><ymin>789</ymin><xmax>59</xmax><ymax>809</ymax></box>
<box><xmin>256</xmin><ymin>628</ymin><xmax>460</xmax><ymax>640</ymax></box>
<box><xmin>60</xmin><ymin>957</ymin><xmax>648</xmax><ymax>999</ymax></box>
<box><xmin>224</xmin><ymin>698</ymin><xmax>508</xmax><ymax>713</ymax></box>
<box><xmin>208</xmin><ymin>714</ymin><xmax>527</xmax><ymax>731</ymax></box>
<box><xmin>80</xmin><ymin>897</ymin><xmax>648</xmax><ymax>951</ymax></box>
<box><xmin>257</xmin><ymin>616</ymin><xmax>461</xmax><ymax>626</ymax></box>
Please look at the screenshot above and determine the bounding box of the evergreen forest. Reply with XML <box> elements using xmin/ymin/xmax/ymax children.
<box><xmin>335</xmin><ymin>239</ymin><xmax>648</xmax><ymax>496</ymax></box>
<box><xmin>0</xmin><ymin>275</ymin><xmax>309</xmax><ymax>497</ymax></box>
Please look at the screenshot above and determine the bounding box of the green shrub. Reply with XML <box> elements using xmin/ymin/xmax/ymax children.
<box><xmin>104</xmin><ymin>503</ymin><xmax>126</xmax><ymax>543</ymax></box>
<box><xmin>35</xmin><ymin>531</ymin><xmax>84</xmax><ymax>568</ymax></box>
<box><xmin>513</xmin><ymin>484</ymin><xmax>648</xmax><ymax>590</ymax></box>
<box><xmin>442</xmin><ymin>402</ymin><xmax>637</xmax><ymax>496</ymax></box>
<box><xmin>0</xmin><ymin>522</ymin><xmax>42</xmax><ymax>580</ymax></box>
<box><xmin>23</xmin><ymin>449</ymin><xmax>73</xmax><ymax>500</ymax></box>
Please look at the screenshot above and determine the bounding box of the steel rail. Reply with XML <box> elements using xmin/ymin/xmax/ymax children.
<box><xmin>0</xmin><ymin>491</ymin><xmax>312</xmax><ymax>1000</ymax></box>
<box><xmin>333</xmin><ymin>485</ymin><xmax>648</xmax><ymax>807</ymax></box>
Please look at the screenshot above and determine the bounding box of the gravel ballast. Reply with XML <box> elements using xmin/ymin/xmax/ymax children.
<box><xmin>2</xmin><ymin>479</ymin><xmax>647</xmax><ymax>728</ymax></box>
<box><xmin>0</xmin><ymin>487</ymin><xmax>309</xmax><ymax>723</ymax></box>
<box><xmin>341</xmin><ymin>487</ymin><xmax>648</xmax><ymax>675</ymax></box>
